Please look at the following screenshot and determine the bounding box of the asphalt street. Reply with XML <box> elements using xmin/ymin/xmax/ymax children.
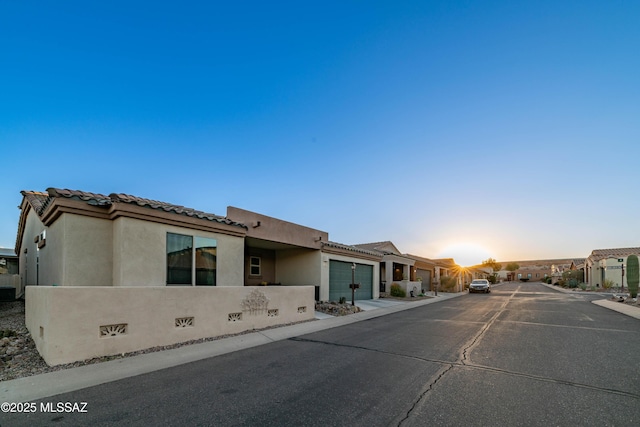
<box><xmin>2</xmin><ymin>282</ymin><xmax>639</xmax><ymax>426</ymax></box>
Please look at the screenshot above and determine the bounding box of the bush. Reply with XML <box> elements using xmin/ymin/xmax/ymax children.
<box><xmin>487</xmin><ymin>276</ymin><xmax>497</xmax><ymax>284</ymax></box>
<box><xmin>603</xmin><ymin>279</ymin><xmax>614</xmax><ymax>289</ymax></box>
<box><xmin>390</xmin><ymin>283</ymin><xmax>406</xmax><ymax>297</ymax></box>
<box><xmin>440</xmin><ymin>276</ymin><xmax>457</xmax><ymax>291</ymax></box>
<box><xmin>567</xmin><ymin>278</ymin><xmax>579</xmax><ymax>288</ymax></box>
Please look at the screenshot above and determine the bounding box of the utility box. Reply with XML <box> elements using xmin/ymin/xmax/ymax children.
<box><xmin>0</xmin><ymin>286</ymin><xmax>16</xmax><ymax>302</ymax></box>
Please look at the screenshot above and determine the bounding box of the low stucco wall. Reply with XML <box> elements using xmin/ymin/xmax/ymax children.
<box><xmin>26</xmin><ymin>285</ymin><xmax>315</xmax><ymax>366</ymax></box>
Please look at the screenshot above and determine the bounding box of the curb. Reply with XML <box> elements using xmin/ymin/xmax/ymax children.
<box><xmin>592</xmin><ymin>299</ymin><xmax>640</xmax><ymax>320</ymax></box>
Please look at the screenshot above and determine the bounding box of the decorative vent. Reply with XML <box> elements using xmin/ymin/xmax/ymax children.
<box><xmin>297</xmin><ymin>306</ymin><xmax>307</xmax><ymax>313</ymax></box>
<box><xmin>175</xmin><ymin>317</ymin><xmax>194</xmax><ymax>328</ymax></box>
<box><xmin>241</xmin><ymin>289</ymin><xmax>269</xmax><ymax>315</ymax></box>
<box><xmin>267</xmin><ymin>309</ymin><xmax>279</xmax><ymax>317</ymax></box>
<box><xmin>228</xmin><ymin>312</ymin><xmax>242</xmax><ymax>322</ymax></box>
<box><xmin>100</xmin><ymin>323</ymin><xmax>127</xmax><ymax>337</ymax></box>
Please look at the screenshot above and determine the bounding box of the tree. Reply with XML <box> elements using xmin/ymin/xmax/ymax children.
<box><xmin>481</xmin><ymin>258</ymin><xmax>502</xmax><ymax>273</ymax></box>
<box><xmin>481</xmin><ymin>258</ymin><xmax>502</xmax><ymax>283</ymax></box>
<box><xmin>505</xmin><ymin>262</ymin><xmax>520</xmax><ymax>280</ymax></box>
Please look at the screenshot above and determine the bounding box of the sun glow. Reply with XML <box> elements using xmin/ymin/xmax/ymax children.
<box><xmin>436</xmin><ymin>242</ymin><xmax>493</xmax><ymax>267</ymax></box>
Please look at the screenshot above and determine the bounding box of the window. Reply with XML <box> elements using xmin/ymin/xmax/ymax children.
<box><xmin>250</xmin><ymin>256</ymin><xmax>261</xmax><ymax>276</ymax></box>
<box><xmin>167</xmin><ymin>233</ymin><xmax>217</xmax><ymax>286</ymax></box>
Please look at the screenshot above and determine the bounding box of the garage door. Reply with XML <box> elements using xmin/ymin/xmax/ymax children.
<box><xmin>329</xmin><ymin>260</ymin><xmax>373</xmax><ymax>301</ymax></box>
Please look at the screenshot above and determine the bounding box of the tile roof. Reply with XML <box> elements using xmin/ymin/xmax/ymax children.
<box><xmin>354</xmin><ymin>241</ymin><xmax>401</xmax><ymax>256</ymax></box>
<box><xmin>587</xmin><ymin>247</ymin><xmax>640</xmax><ymax>261</ymax></box>
<box><xmin>22</xmin><ymin>188</ymin><xmax>246</xmax><ymax>228</ymax></box>
<box><xmin>322</xmin><ymin>241</ymin><xmax>383</xmax><ymax>257</ymax></box>
<box><xmin>20</xmin><ymin>191</ymin><xmax>52</xmax><ymax>216</ymax></box>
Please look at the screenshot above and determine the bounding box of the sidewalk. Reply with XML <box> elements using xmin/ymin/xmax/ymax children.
<box><xmin>2</xmin><ymin>293</ymin><xmax>463</xmax><ymax>403</ymax></box>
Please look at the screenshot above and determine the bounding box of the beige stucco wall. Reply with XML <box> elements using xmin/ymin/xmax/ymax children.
<box><xmin>18</xmin><ymin>212</ymin><xmax>113</xmax><ymax>287</ymax></box>
<box><xmin>62</xmin><ymin>214</ymin><xmax>113</xmax><ymax>286</ymax></box>
<box><xmin>26</xmin><ymin>285</ymin><xmax>315</xmax><ymax>365</ymax></box>
<box><xmin>227</xmin><ymin>206</ymin><xmax>327</xmax><ymax>249</ymax></box>
<box><xmin>599</xmin><ymin>257</ymin><xmax>632</xmax><ymax>288</ymax></box>
<box><xmin>18</xmin><ymin>210</ymin><xmax>64</xmax><ymax>288</ymax></box>
<box><xmin>276</xmin><ymin>249</ymin><xmax>321</xmax><ymax>286</ymax></box>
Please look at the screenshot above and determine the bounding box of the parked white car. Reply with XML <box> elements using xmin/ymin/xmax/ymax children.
<box><xmin>469</xmin><ymin>279</ymin><xmax>491</xmax><ymax>293</ymax></box>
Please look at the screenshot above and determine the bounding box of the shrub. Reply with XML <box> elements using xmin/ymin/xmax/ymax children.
<box><xmin>440</xmin><ymin>276</ymin><xmax>457</xmax><ymax>291</ymax></box>
<box><xmin>603</xmin><ymin>279</ymin><xmax>614</xmax><ymax>289</ymax></box>
<box><xmin>567</xmin><ymin>278</ymin><xmax>579</xmax><ymax>288</ymax></box>
<box><xmin>390</xmin><ymin>283</ymin><xmax>406</xmax><ymax>298</ymax></box>
<box><xmin>339</xmin><ymin>296</ymin><xmax>346</xmax><ymax>304</ymax></box>
<box><xmin>579</xmin><ymin>282</ymin><xmax>587</xmax><ymax>291</ymax></box>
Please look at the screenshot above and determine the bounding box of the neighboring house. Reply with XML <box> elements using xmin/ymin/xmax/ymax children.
<box><xmin>405</xmin><ymin>253</ymin><xmax>437</xmax><ymax>292</ymax></box>
<box><xmin>354</xmin><ymin>241</ymin><xmax>421</xmax><ymax>295</ymax></box>
<box><xmin>431</xmin><ymin>258</ymin><xmax>463</xmax><ymax>291</ymax></box>
<box><xmin>16</xmin><ymin>188</ymin><xmax>315</xmax><ymax>365</ymax></box>
<box><xmin>0</xmin><ymin>247</ymin><xmax>20</xmax><ymax>300</ymax></box>
<box><xmin>496</xmin><ymin>259</ymin><xmax>573</xmax><ymax>282</ymax></box>
<box><xmin>0</xmin><ymin>247</ymin><xmax>19</xmax><ymax>275</ymax></box>
<box><xmin>225</xmin><ymin>207</ymin><xmax>382</xmax><ymax>302</ymax></box>
<box><xmin>584</xmin><ymin>247</ymin><xmax>640</xmax><ymax>289</ymax></box>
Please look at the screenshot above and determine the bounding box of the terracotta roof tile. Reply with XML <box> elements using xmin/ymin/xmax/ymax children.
<box><xmin>354</xmin><ymin>241</ymin><xmax>401</xmax><ymax>256</ymax></box>
<box><xmin>322</xmin><ymin>241</ymin><xmax>382</xmax><ymax>257</ymax></box>
<box><xmin>23</xmin><ymin>188</ymin><xmax>246</xmax><ymax>228</ymax></box>
<box><xmin>20</xmin><ymin>190</ymin><xmax>52</xmax><ymax>215</ymax></box>
<box><xmin>588</xmin><ymin>248</ymin><xmax>640</xmax><ymax>261</ymax></box>
<box><xmin>108</xmin><ymin>192</ymin><xmax>244</xmax><ymax>226</ymax></box>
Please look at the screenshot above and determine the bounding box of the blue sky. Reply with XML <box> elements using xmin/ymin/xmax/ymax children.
<box><xmin>1</xmin><ymin>1</ymin><xmax>639</xmax><ymax>266</ymax></box>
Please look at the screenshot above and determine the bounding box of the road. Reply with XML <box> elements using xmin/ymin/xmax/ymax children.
<box><xmin>2</xmin><ymin>282</ymin><xmax>639</xmax><ymax>426</ymax></box>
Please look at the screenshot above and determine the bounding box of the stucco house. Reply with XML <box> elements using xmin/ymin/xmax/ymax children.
<box><xmin>584</xmin><ymin>247</ymin><xmax>640</xmax><ymax>289</ymax></box>
<box><xmin>353</xmin><ymin>241</ymin><xmax>415</xmax><ymax>294</ymax></box>
<box><xmin>16</xmin><ymin>188</ymin><xmax>317</xmax><ymax>365</ymax></box>
<box><xmin>225</xmin><ymin>206</ymin><xmax>383</xmax><ymax>302</ymax></box>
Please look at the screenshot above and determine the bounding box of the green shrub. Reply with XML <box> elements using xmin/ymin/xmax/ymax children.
<box><xmin>390</xmin><ymin>283</ymin><xmax>406</xmax><ymax>297</ymax></box>
<box><xmin>440</xmin><ymin>276</ymin><xmax>457</xmax><ymax>291</ymax></box>
<box><xmin>567</xmin><ymin>278</ymin><xmax>579</xmax><ymax>288</ymax></box>
<box><xmin>339</xmin><ymin>296</ymin><xmax>346</xmax><ymax>304</ymax></box>
<box><xmin>603</xmin><ymin>279</ymin><xmax>614</xmax><ymax>289</ymax></box>
<box><xmin>579</xmin><ymin>282</ymin><xmax>587</xmax><ymax>291</ymax></box>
